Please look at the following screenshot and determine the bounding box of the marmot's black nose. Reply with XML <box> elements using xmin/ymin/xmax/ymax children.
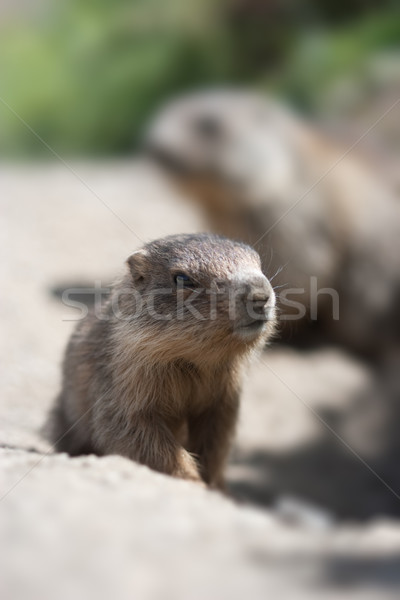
<box><xmin>248</xmin><ymin>293</ymin><xmax>270</xmax><ymax>315</ymax></box>
<box><xmin>236</xmin><ymin>275</ymin><xmax>275</xmax><ymax>322</ymax></box>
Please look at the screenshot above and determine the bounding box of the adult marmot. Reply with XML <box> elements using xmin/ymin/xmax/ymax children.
<box><xmin>48</xmin><ymin>233</ymin><xmax>276</xmax><ymax>487</ymax></box>
<box><xmin>146</xmin><ymin>90</ymin><xmax>400</xmax><ymax>357</ymax></box>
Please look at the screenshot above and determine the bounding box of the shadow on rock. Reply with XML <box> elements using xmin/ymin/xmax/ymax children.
<box><xmin>323</xmin><ymin>555</ymin><xmax>400</xmax><ymax>588</ymax></box>
<box><xmin>229</xmin><ymin>366</ymin><xmax>400</xmax><ymax>521</ymax></box>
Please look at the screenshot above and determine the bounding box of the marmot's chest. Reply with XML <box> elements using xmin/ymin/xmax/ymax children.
<box><xmin>176</xmin><ymin>368</ymin><xmax>221</xmax><ymax>416</ymax></box>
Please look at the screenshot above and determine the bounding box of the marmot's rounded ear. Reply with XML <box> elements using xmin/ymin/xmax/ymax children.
<box><xmin>126</xmin><ymin>249</ymin><xmax>149</xmax><ymax>286</ymax></box>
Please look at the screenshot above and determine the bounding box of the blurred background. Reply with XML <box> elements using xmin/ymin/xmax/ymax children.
<box><xmin>1</xmin><ymin>2</ymin><xmax>400</xmax><ymax>599</ymax></box>
<box><xmin>0</xmin><ymin>0</ymin><xmax>399</xmax><ymax>168</ymax></box>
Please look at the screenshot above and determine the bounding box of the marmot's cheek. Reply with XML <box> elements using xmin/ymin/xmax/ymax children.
<box><xmin>265</xmin><ymin>306</ymin><xmax>276</xmax><ymax>322</ymax></box>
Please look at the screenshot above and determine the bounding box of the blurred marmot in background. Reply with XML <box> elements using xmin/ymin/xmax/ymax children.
<box><xmin>48</xmin><ymin>233</ymin><xmax>276</xmax><ymax>488</ymax></box>
<box><xmin>146</xmin><ymin>90</ymin><xmax>400</xmax><ymax>359</ymax></box>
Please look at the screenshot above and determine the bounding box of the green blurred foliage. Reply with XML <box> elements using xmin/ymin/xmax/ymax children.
<box><xmin>267</xmin><ymin>11</ymin><xmax>400</xmax><ymax>112</ymax></box>
<box><xmin>0</xmin><ymin>0</ymin><xmax>398</xmax><ymax>157</ymax></box>
<box><xmin>0</xmin><ymin>0</ymin><xmax>231</xmax><ymax>156</ymax></box>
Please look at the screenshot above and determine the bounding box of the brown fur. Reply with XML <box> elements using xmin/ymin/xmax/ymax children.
<box><xmin>48</xmin><ymin>233</ymin><xmax>276</xmax><ymax>487</ymax></box>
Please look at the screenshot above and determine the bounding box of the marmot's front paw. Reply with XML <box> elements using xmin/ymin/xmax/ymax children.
<box><xmin>173</xmin><ymin>449</ymin><xmax>203</xmax><ymax>484</ymax></box>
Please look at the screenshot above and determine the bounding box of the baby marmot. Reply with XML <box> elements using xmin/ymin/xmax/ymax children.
<box><xmin>49</xmin><ymin>233</ymin><xmax>276</xmax><ymax>487</ymax></box>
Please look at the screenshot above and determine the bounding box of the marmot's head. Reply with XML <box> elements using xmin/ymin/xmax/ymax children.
<box><xmin>146</xmin><ymin>90</ymin><xmax>303</xmax><ymax>207</ymax></box>
<box><xmin>117</xmin><ymin>234</ymin><xmax>275</xmax><ymax>364</ymax></box>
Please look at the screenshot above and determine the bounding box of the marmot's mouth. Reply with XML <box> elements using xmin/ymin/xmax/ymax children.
<box><xmin>234</xmin><ymin>319</ymin><xmax>266</xmax><ymax>340</ymax></box>
<box><xmin>146</xmin><ymin>144</ymin><xmax>192</xmax><ymax>176</ymax></box>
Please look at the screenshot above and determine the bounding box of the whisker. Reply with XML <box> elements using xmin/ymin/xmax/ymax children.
<box><xmin>269</xmin><ymin>259</ymin><xmax>292</xmax><ymax>283</ymax></box>
<box><xmin>273</xmin><ymin>283</ymin><xmax>289</xmax><ymax>291</ymax></box>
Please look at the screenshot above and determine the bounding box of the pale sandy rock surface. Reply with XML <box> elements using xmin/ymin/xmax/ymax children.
<box><xmin>2</xmin><ymin>448</ymin><xmax>400</xmax><ymax>600</ymax></box>
<box><xmin>1</xmin><ymin>161</ymin><xmax>400</xmax><ymax>599</ymax></box>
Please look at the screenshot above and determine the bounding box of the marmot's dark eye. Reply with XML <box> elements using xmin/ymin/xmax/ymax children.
<box><xmin>194</xmin><ymin>115</ymin><xmax>221</xmax><ymax>139</ymax></box>
<box><xmin>174</xmin><ymin>273</ymin><xmax>196</xmax><ymax>288</ymax></box>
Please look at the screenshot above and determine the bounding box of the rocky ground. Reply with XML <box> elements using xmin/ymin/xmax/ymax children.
<box><xmin>1</xmin><ymin>161</ymin><xmax>400</xmax><ymax>599</ymax></box>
